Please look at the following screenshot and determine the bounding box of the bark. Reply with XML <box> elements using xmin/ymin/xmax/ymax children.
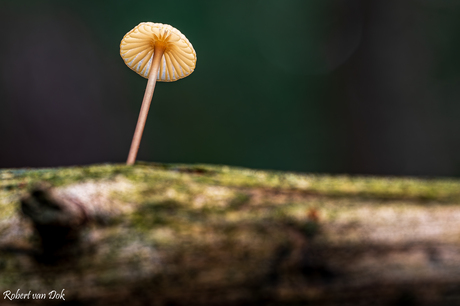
<box><xmin>1</xmin><ymin>163</ymin><xmax>460</xmax><ymax>305</ymax></box>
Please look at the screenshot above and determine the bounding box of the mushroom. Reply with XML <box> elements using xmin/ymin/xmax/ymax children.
<box><xmin>120</xmin><ymin>22</ymin><xmax>197</xmax><ymax>165</ymax></box>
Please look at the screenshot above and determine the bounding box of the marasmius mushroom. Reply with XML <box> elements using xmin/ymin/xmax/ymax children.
<box><xmin>120</xmin><ymin>22</ymin><xmax>197</xmax><ymax>165</ymax></box>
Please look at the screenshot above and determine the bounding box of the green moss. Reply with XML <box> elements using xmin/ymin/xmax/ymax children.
<box><xmin>3</xmin><ymin>162</ymin><xmax>460</xmax><ymax>204</ymax></box>
<box><xmin>2</xmin><ymin>162</ymin><xmax>460</xmax><ymax>303</ymax></box>
<box><xmin>2</xmin><ymin>162</ymin><xmax>459</xmax><ymax>237</ymax></box>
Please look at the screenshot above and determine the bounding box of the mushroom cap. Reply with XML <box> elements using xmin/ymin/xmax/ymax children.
<box><xmin>120</xmin><ymin>22</ymin><xmax>197</xmax><ymax>82</ymax></box>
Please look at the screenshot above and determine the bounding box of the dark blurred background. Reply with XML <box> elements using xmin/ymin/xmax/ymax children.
<box><xmin>0</xmin><ymin>0</ymin><xmax>459</xmax><ymax>177</ymax></box>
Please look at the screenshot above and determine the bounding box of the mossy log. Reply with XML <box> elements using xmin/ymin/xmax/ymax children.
<box><xmin>1</xmin><ymin>163</ymin><xmax>460</xmax><ymax>305</ymax></box>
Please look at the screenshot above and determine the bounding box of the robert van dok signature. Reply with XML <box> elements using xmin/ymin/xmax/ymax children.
<box><xmin>3</xmin><ymin>289</ymin><xmax>65</xmax><ymax>300</ymax></box>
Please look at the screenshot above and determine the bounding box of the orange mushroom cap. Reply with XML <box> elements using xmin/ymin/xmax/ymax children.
<box><xmin>120</xmin><ymin>22</ymin><xmax>197</xmax><ymax>82</ymax></box>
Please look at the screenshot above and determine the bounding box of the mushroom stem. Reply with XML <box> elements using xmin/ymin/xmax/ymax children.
<box><xmin>126</xmin><ymin>46</ymin><xmax>165</xmax><ymax>165</ymax></box>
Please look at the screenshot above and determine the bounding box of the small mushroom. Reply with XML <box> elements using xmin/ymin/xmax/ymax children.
<box><xmin>120</xmin><ymin>22</ymin><xmax>197</xmax><ymax>165</ymax></box>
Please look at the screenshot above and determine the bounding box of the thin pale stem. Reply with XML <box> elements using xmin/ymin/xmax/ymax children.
<box><xmin>126</xmin><ymin>46</ymin><xmax>165</xmax><ymax>165</ymax></box>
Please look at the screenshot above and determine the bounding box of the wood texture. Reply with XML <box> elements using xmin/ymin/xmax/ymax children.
<box><xmin>1</xmin><ymin>163</ymin><xmax>460</xmax><ymax>305</ymax></box>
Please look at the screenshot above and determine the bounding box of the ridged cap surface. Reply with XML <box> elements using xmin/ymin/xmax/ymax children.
<box><xmin>120</xmin><ymin>22</ymin><xmax>196</xmax><ymax>82</ymax></box>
